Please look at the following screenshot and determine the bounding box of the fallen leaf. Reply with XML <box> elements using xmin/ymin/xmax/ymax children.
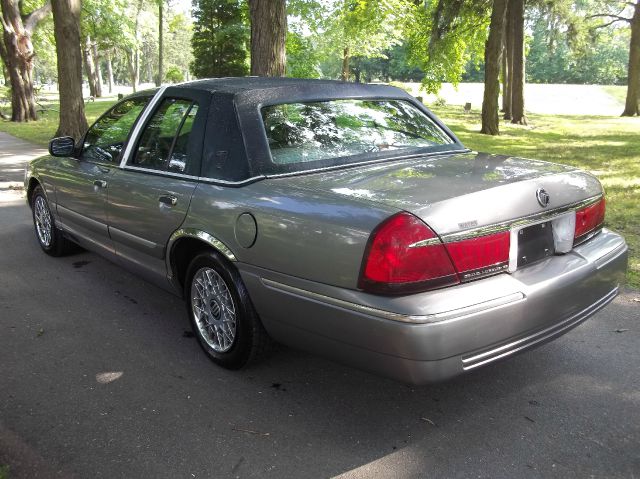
<box><xmin>36</xmin><ymin>328</ymin><xmax>44</xmax><ymax>337</ymax></box>
<box><xmin>421</xmin><ymin>417</ymin><xmax>437</xmax><ymax>426</ymax></box>
<box><xmin>232</xmin><ymin>427</ymin><xmax>270</xmax><ymax>436</ymax></box>
<box><xmin>613</xmin><ymin>328</ymin><xmax>629</xmax><ymax>333</ymax></box>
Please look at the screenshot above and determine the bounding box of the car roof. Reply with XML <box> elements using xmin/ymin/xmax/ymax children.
<box><xmin>176</xmin><ymin>77</ymin><xmax>402</xmax><ymax>95</ymax></box>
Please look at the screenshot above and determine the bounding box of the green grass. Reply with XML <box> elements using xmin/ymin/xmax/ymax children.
<box><xmin>601</xmin><ymin>85</ymin><xmax>628</xmax><ymax>104</ymax></box>
<box><xmin>0</xmin><ymin>464</ymin><xmax>9</xmax><ymax>479</ymax></box>
<box><xmin>0</xmin><ymin>99</ymin><xmax>638</xmax><ymax>287</ymax></box>
<box><xmin>0</xmin><ymin>100</ymin><xmax>116</xmax><ymax>145</ymax></box>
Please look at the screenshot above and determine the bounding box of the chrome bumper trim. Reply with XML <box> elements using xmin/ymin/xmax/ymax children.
<box><xmin>461</xmin><ymin>286</ymin><xmax>619</xmax><ymax>370</ymax></box>
<box><xmin>261</xmin><ymin>278</ymin><xmax>525</xmax><ymax>324</ymax></box>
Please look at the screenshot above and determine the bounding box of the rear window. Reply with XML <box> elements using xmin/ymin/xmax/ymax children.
<box><xmin>261</xmin><ymin>99</ymin><xmax>455</xmax><ymax>167</ymax></box>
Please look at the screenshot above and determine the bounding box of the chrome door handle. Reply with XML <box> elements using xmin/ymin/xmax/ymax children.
<box><xmin>93</xmin><ymin>180</ymin><xmax>107</xmax><ymax>188</ymax></box>
<box><xmin>158</xmin><ymin>194</ymin><xmax>178</xmax><ymax>206</ymax></box>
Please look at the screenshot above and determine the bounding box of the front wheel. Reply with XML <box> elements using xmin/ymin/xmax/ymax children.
<box><xmin>31</xmin><ymin>185</ymin><xmax>72</xmax><ymax>256</ymax></box>
<box><xmin>185</xmin><ymin>251</ymin><xmax>272</xmax><ymax>369</ymax></box>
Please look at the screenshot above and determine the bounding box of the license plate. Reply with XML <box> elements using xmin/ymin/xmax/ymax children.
<box><xmin>516</xmin><ymin>221</ymin><xmax>555</xmax><ymax>267</ymax></box>
<box><xmin>508</xmin><ymin>213</ymin><xmax>576</xmax><ymax>273</ymax></box>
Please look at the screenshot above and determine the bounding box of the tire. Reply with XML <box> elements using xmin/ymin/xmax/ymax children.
<box><xmin>31</xmin><ymin>185</ymin><xmax>73</xmax><ymax>257</ymax></box>
<box><xmin>185</xmin><ymin>250</ymin><xmax>272</xmax><ymax>369</ymax></box>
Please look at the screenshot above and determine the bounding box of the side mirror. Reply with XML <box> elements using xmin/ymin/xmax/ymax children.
<box><xmin>49</xmin><ymin>136</ymin><xmax>76</xmax><ymax>157</ymax></box>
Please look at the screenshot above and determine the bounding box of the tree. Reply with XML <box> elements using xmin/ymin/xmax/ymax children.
<box><xmin>481</xmin><ymin>0</ymin><xmax>508</xmax><ymax>135</ymax></box>
<box><xmin>157</xmin><ymin>0</ymin><xmax>163</xmax><ymax>86</ymax></box>
<box><xmin>590</xmin><ymin>1</ymin><xmax>640</xmax><ymax>116</ymax></box>
<box><xmin>0</xmin><ymin>0</ymin><xmax>51</xmax><ymax>121</ymax></box>
<box><xmin>249</xmin><ymin>0</ymin><xmax>286</xmax><ymax>76</ymax></box>
<box><xmin>191</xmin><ymin>0</ymin><xmax>248</xmax><ymax>78</ymax></box>
<box><xmin>624</xmin><ymin>1</ymin><xmax>640</xmax><ymax>115</ymax></box>
<box><xmin>52</xmin><ymin>0</ymin><xmax>88</xmax><ymax>139</ymax></box>
<box><xmin>507</xmin><ymin>0</ymin><xmax>526</xmax><ymax>124</ymax></box>
<box><xmin>406</xmin><ymin>0</ymin><xmax>491</xmax><ymax>93</ymax></box>
<box><xmin>322</xmin><ymin>0</ymin><xmax>408</xmax><ymax>81</ymax></box>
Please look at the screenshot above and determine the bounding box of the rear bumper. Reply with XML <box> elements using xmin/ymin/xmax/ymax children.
<box><xmin>240</xmin><ymin>229</ymin><xmax>628</xmax><ymax>384</ymax></box>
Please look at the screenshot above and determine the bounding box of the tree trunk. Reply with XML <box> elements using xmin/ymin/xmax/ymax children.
<box><xmin>83</xmin><ymin>36</ymin><xmax>97</xmax><ymax>98</ymax></box>
<box><xmin>0</xmin><ymin>35</ymin><xmax>9</xmax><ymax>84</ymax></box>
<box><xmin>127</xmin><ymin>0</ymin><xmax>144</xmax><ymax>92</ymax></box>
<box><xmin>340</xmin><ymin>46</ymin><xmax>350</xmax><ymax>81</ymax></box>
<box><xmin>92</xmin><ymin>42</ymin><xmax>102</xmax><ymax>97</ymax></box>
<box><xmin>106</xmin><ymin>51</ymin><xmax>114</xmax><ymax>93</ymax></box>
<box><xmin>622</xmin><ymin>1</ymin><xmax>640</xmax><ymax>116</ymax></box>
<box><xmin>481</xmin><ymin>0</ymin><xmax>508</xmax><ymax>135</ymax></box>
<box><xmin>126</xmin><ymin>49</ymin><xmax>139</xmax><ymax>93</ymax></box>
<box><xmin>510</xmin><ymin>0</ymin><xmax>526</xmax><ymax>125</ymax></box>
<box><xmin>249</xmin><ymin>0</ymin><xmax>286</xmax><ymax>76</ymax></box>
<box><xmin>157</xmin><ymin>0</ymin><xmax>163</xmax><ymax>86</ymax></box>
<box><xmin>51</xmin><ymin>0</ymin><xmax>88</xmax><ymax>139</ymax></box>
<box><xmin>1</xmin><ymin>0</ymin><xmax>51</xmax><ymax>122</ymax></box>
<box><xmin>503</xmin><ymin>0</ymin><xmax>513</xmax><ymax>120</ymax></box>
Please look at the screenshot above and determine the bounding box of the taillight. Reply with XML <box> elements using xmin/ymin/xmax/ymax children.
<box><xmin>444</xmin><ymin>231</ymin><xmax>511</xmax><ymax>281</ymax></box>
<box><xmin>359</xmin><ymin>212</ymin><xmax>459</xmax><ymax>294</ymax></box>
<box><xmin>574</xmin><ymin>197</ymin><xmax>605</xmax><ymax>245</ymax></box>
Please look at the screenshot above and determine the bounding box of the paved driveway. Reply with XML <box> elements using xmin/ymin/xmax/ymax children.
<box><xmin>0</xmin><ymin>135</ymin><xmax>638</xmax><ymax>478</ymax></box>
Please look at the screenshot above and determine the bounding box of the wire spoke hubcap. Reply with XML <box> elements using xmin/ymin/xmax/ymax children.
<box><xmin>34</xmin><ymin>196</ymin><xmax>52</xmax><ymax>247</ymax></box>
<box><xmin>191</xmin><ymin>267</ymin><xmax>237</xmax><ymax>353</ymax></box>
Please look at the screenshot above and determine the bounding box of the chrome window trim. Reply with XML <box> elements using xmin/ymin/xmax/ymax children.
<box><xmin>261</xmin><ymin>278</ymin><xmax>525</xmax><ymax>324</ymax></box>
<box><xmin>120</xmin><ymin>165</ymin><xmax>265</xmax><ymax>186</ymax></box>
<box><xmin>440</xmin><ymin>194</ymin><xmax>603</xmax><ymax>244</ymax></box>
<box><xmin>119</xmin><ymin>85</ymin><xmax>168</xmax><ymax>169</ymax></box>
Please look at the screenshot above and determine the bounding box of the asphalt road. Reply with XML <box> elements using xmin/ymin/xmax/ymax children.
<box><xmin>0</xmin><ymin>134</ymin><xmax>639</xmax><ymax>478</ymax></box>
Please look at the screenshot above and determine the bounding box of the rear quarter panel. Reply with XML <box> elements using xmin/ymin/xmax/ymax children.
<box><xmin>182</xmin><ymin>180</ymin><xmax>398</xmax><ymax>288</ymax></box>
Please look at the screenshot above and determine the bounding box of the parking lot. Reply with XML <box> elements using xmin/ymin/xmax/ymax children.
<box><xmin>1</xmin><ymin>134</ymin><xmax>638</xmax><ymax>478</ymax></box>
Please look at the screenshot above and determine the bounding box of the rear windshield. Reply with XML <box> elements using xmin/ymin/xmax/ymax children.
<box><xmin>261</xmin><ymin>99</ymin><xmax>455</xmax><ymax>168</ymax></box>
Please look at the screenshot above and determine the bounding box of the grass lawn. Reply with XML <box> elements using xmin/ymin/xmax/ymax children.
<box><xmin>0</xmin><ymin>99</ymin><xmax>116</xmax><ymax>145</ymax></box>
<box><xmin>0</xmin><ymin>99</ymin><xmax>638</xmax><ymax>287</ymax></box>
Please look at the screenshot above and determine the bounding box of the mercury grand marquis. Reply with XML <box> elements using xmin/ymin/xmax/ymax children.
<box><xmin>25</xmin><ymin>78</ymin><xmax>628</xmax><ymax>384</ymax></box>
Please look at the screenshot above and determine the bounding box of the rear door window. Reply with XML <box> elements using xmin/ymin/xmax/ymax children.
<box><xmin>129</xmin><ymin>98</ymin><xmax>198</xmax><ymax>173</ymax></box>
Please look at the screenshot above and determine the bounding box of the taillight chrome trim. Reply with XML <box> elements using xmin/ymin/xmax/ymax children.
<box><xmin>439</xmin><ymin>194</ymin><xmax>603</xmax><ymax>244</ymax></box>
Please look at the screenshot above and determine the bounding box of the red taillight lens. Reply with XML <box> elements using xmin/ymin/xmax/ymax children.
<box><xmin>574</xmin><ymin>197</ymin><xmax>605</xmax><ymax>244</ymax></box>
<box><xmin>359</xmin><ymin>212</ymin><xmax>459</xmax><ymax>294</ymax></box>
<box><xmin>444</xmin><ymin>231</ymin><xmax>511</xmax><ymax>281</ymax></box>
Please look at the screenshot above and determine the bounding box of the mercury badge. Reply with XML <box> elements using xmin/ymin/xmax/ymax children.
<box><xmin>536</xmin><ymin>188</ymin><xmax>550</xmax><ymax>207</ymax></box>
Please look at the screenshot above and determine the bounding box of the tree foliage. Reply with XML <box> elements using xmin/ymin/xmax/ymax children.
<box><xmin>191</xmin><ymin>0</ymin><xmax>248</xmax><ymax>78</ymax></box>
<box><xmin>405</xmin><ymin>0</ymin><xmax>491</xmax><ymax>93</ymax></box>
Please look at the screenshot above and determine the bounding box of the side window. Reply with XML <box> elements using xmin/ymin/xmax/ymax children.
<box><xmin>168</xmin><ymin>104</ymin><xmax>199</xmax><ymax>173</ymax></box>
<box><xmin>81</xmin><ymin>97</ymin><xmax>150</xmax><ymax>163</ymax></box>
<box><xmin>130</xmin><ymin>98</ymin><xmax>198</xmax><ymax>173</ymax></box>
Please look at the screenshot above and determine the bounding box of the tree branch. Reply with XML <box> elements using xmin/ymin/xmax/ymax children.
<box><xmin>586</xmin><ymin>13</ymin><xmax>632</xmax><ymax>23</ymax></box>
<box><xmin>24</xmin><ymin>0</ymin><xmax>51</xmax><ymax>34</ymax></box>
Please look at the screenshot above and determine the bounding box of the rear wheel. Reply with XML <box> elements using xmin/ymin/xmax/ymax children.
<box><xmin>185</xmin><ymin>250</ymin><xmax>272</xmax><ymax>369</ymax></box>
<box><xmin>31</xmin><ymin>185</ymin><xmax>72</xmax><ymax>256</ymax></box>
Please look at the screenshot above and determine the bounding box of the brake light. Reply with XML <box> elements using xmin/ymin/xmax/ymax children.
<box><xmin>444</xmin><ymin>232</ymin><xmax>511</xmax><ymax>281</ymax></box>
<box><xmin>574</xmin><ymin>197</ymin><xmax>605</xmax><ymax>245</ymax></box>
<box><xmin>359</xmin><ymin>212</ymin><xmax>459</xmax><ymax>294</ymax></box>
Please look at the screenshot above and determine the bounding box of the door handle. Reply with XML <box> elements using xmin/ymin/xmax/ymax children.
<box><xmin>158</xmin><ymin>194</ymin><xmax>178</xmax><ymax>207</ymax></box>
<box><xmin>93</xmin><ymin>179</ymin><xmax>107</xmax><ymax>188</ymax></box>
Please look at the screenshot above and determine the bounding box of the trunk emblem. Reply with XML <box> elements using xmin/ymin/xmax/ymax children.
<box><xmin>536</xmin><ymin>188</ymin><xmax>550</xmax><ymax>207</ymax></box>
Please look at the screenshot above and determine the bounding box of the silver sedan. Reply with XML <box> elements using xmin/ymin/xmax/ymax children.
<box><xmin>25</xmin><ymin>78</ymin><xmax>628</xmax><ymax>383</ymax></box>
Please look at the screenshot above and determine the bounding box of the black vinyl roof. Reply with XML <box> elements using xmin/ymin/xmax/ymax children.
<box><xmin>178</xmin><ymin>77</ymin><xmax>405</xmax><ymax>96</ymax></box>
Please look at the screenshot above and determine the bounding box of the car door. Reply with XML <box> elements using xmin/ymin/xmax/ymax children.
<box><xmin>106</xmin><ymin>89</ymin><xmax>208</xmax><ymax>282</ymax></box>
<box><xmin>52</xmin><ymin>96</ymin><xmax>150</xmax><ymax>253</ymax></box>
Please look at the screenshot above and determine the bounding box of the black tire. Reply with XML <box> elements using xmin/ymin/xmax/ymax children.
<box><xmin>31</xmin><ymin>185</ymin><xmax>73</xmax><ymax>257</ymax></box>
<box><xmin>185</xmin><ymin>250</ymin><xmax>272</xmax><ymax>369</ymax></box>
